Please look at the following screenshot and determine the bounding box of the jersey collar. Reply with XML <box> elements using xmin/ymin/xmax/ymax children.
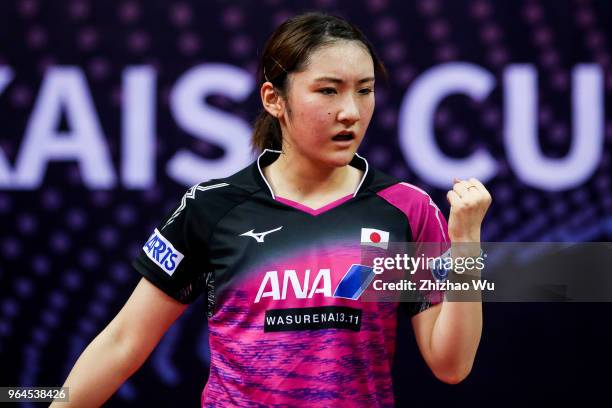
<box><xmin>255</xmin><ymin>149</ymin><xmax>371</xmax><ymax>199</ymax></box>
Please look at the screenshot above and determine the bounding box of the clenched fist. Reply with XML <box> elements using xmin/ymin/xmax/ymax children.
<box><xmin>446</xmin><ymin>177</ymin><xmax>492</xmax><ymax>244</ymax></box>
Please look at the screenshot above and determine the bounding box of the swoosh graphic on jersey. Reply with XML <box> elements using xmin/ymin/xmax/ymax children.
<box><xmin>162</xmin><ymin>182</ymin><xmax>229</xmax><ymax>230</ymax></box>
<box><xmin>240</xmin><ymin>226</ymin><xmax>283</xmax><ymax>243</ymax></box>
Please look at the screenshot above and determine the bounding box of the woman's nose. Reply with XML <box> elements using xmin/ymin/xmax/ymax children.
<box><xmin>337</xmin><ymin>95</ymin><xmax>360</xmax><ymax>124</ymax></box>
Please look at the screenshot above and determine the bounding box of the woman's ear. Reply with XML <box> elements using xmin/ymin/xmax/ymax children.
<box><xmin>260</xmin><ymin>82</ymin><xmax>284</xmax><ymax>118</ymax></box>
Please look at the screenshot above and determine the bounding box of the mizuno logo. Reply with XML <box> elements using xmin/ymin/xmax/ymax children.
<box><xmin>240</xmin><ymin>226</ymin><xmax>283</xmax><ymax>243</ymax></box>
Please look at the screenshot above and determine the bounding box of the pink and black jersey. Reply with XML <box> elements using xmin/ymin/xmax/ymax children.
<box><xmin>133</xmin><ymin>149</ymin><xmax>449</xmax><ymax>407</ymax></box>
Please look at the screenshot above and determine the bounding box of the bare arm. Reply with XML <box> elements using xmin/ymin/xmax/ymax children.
<box><xmin>411</xmin><ymin>298</ymin><xmax>482</xmax><ymax>384</ymax></box>
<box><xmin>50</xmin><ymin>277</ymin><xmax>188</xmax><ymax>407</ymax></box>
<box><xmin>411</xmin><ymin>177</ymin><xmax>490</xmax><ymax>384</ymax></box>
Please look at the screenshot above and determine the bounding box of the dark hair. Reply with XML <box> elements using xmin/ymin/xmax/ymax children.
<box><xmin>252</xmin><ymin>12</ymin><xmax>388</xmax><ymax>152</ymax></box>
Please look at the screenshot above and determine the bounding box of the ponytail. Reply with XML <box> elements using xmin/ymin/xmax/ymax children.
<box><xmin>252</xmin><ymin>110</ymin><xmax>283</xmax><ymax>152</ymax></box>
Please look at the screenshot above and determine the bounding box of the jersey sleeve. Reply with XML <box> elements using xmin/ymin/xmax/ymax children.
<box><xmin>132</xmin><ymin>186</ymin><xmax>211</xmax><ymax>304</ymax></box>
<box><xmin>377</xmin><ymin>182</ymin><xmax>450</xmax><ymax>317</ymax></box>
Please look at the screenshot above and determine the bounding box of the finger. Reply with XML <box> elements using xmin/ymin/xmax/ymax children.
<box><xmin>467</xmin><ymin>178</ymin><xmax>486</xmax><ymax>194</ymax></box>
<box><xmin>453</xmin><ymin>180</ymin><xmax>470</xmax><ymax>198</ymax></box>
<box><xmin>468</xmin><ymin>178</ymin><xmax>492</xmax><ymax>201</ymax></box>
<box><xmin>461</xmin><ymin>181</ymin><xmax>481</xmax><ymax>203</ymax></box>
<box><xmin>447</xmin><ymin>190</ymin><xmax>462</xmax><ymax>208</ymax></box>
<box><xmin>463</xmin><ymin>182</ymin><xmax>481</xmax><ymax>198</ymax></box>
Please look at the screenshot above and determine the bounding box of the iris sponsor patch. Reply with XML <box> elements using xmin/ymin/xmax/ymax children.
<box><xmin>143</xmin><ymin>229</ymin><xmax>184</xmax><ymax>276</ymax></box>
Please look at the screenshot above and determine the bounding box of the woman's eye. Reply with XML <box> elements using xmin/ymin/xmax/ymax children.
<box><xmin>359</xmin><ymin>88</ymin><xmax>374</xmax><ymax>95</ymax></box>
<box><xmin>319</xmin><ymin>88</ymin><xmax>337</xmax><ymax>95</ymax></box>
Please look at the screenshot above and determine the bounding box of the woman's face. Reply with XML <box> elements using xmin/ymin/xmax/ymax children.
<box><xmin>280</xmin><ymin>40</ymin><xmax>376</xmax><ymax>167</ymax></box>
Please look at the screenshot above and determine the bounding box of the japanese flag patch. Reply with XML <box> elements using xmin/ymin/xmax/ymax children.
<box><xmin>361</xmin><ymin>228</ymin><xmax>389</xmax><ymax>249</ymax></box>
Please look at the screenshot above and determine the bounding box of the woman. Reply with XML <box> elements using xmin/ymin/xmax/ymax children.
<box><xmin>53</xmin><ymin>12</ymin><xmax>491</xmax><ymax>407</ymax></box>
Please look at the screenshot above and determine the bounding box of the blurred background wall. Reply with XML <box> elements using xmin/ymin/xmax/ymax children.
<box><xmin>0</xmin><ymin>0</ymin><xmax>611</xmax><ymax>405</ymax></box>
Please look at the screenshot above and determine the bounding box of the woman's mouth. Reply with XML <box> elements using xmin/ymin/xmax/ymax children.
<box><xmin>332</xmin><ymin>132</ymin><xmax>355</xmax><ymax>142</ymax></box>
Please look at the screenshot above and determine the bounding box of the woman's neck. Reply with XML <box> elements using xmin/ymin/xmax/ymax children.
<box><xmin>263</xmin><ymin>150</ymin><xmax>362</xmax><ymax>206</ymax></box>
